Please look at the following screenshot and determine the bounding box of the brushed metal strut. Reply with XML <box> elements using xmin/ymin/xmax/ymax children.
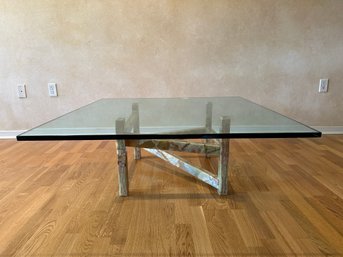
<box><xmin>144</xmin><ymin>148</ymin><xmax>219</xmax><ymax>189</ymax></box>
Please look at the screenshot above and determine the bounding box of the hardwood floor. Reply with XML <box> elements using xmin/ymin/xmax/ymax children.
<box><xmin>0</xmin><ymin>136</ymin><xmax>342</xmax><ymax>257</ymax></box>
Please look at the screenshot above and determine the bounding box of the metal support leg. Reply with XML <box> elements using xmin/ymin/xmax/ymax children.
<box><xmin>218</xmin><ymin>116</ymin><xmax>230</xmax><ymax>195</ymax></box>
<box><xmin>205</xmin><ymin>102</ymin><xmax>213</xmax><ymax>158</ymax></box>
<box><xmin>205</xmin><ymin>102</ymin><xmax>213</xmax><ymax>131</ymax></box>
<box><xmin>116</xmin><ymin>118</ymin><xmax>128</xmax><ymax>196</ymax></box>
<box><xmin>132</xmin><ymin>103</ymin><xmax>141</xmax><ymax>160</ymax></box>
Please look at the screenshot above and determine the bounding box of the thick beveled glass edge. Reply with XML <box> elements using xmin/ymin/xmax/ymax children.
<box><xmin>16</xmin><ymin>96</ymin><xmax>322</xmax><ymax>141</ymax></box>
<box><xmin>17</xmin><ymin>131</ymin><xmax>321</xmax><ymax>141</ymax></box>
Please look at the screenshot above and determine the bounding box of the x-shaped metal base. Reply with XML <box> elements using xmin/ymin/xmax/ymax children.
<box><xmin>115</xmin><ymin>103</ymin><xmax>230</xmax><ymax>196</ymax></box>
<box><xmin>115</xmin><ymin>137</ymin><xmax>230</xmax><ymax>196</ymax></box>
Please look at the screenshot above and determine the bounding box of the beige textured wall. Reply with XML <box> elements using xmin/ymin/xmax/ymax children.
<box><xmin>0</xmin><ymin>0</ymin><xmax>342</xmax><ymax>130</ymax></box>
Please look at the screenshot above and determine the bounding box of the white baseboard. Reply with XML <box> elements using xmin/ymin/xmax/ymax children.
<box><xmin>0</xmin><ymin>126</ymin><xmax>342</xmax><ymax>139</ymax></box>
<box><xmin>0</xmin><ymin>130</ymin><xmax>26</xmax><ymax>139</ymax></box>
<box><xmin>312</xmin><ymin>126</ymin><xmax>343</xmax><ymax>135</ymax></box>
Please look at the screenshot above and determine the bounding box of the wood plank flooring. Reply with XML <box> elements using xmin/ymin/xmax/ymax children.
<box><xmin>0</xmin><ymin>136</ymin><xmax>342</xmax><ymax>257</ymax></box>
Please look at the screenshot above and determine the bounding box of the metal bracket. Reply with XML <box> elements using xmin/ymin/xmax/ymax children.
<box><xmin>125</xmin><ymin>139</ymin><xmax>220</xmax><ymax>156</ymax></box>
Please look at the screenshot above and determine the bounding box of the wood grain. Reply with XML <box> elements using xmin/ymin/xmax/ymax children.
<box><xmin>0</xmin><ymin>136</ymin><xmax>342</xmax><ymax>256</ymax></box>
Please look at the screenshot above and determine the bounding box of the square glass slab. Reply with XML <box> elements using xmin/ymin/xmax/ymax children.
<box><xmin>17</xmin><ymin>96</ymin><xmax>321</xmax><ymax>140</ymax></box>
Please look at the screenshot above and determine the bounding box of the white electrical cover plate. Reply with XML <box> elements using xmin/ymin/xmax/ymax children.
<box><xmin>48</xmin><ymin>83</ymin><xmax>58</xmax><ymax>97</ymax></box>
<box><xmin>318</xmin><ymin>79</ymin><xmax>329</xmax><ymax>93</ymax></box>
<box><xmin>17</xmin><ymin>84</ymin><xmax>27</xmax><ymax>98</ymax></box>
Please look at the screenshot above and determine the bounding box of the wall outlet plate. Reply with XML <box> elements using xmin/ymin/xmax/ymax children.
<box><xmin>17</xmin><ymin>84</ymin><xmax>27</xmax><ymax>98</ymax></box>
<box><xmin>319</xmin><ymin>79</ymin><xmax>329</xmax><ymax>93</ymax></box>
<box><xmin>48</xmin><ymin>83</ymin><xmax>58</xmax><ymax>97</ymax></box>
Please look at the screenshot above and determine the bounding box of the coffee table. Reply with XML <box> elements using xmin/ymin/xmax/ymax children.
<box><xmin>17</xmin><ymin>97</ymin><xmax>321</xmax><ymax>196</ymax></box>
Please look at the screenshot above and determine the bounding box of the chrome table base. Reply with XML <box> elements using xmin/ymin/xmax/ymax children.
<box><xmin>115</xmin><ymin>103</ymin><xmax>230</xmax><ymax>196</ymax></box>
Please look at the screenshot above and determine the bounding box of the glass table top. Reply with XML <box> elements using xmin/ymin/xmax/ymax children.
<box><xmin>17</xmin><ymin>97</ymin><xmax>321</xmax><ymax>140</ymax></box>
